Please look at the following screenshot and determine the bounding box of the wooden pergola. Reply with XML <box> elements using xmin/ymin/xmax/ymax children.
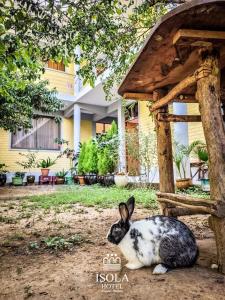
<box><xmin>118</xmin><ymin>0</ymin><xmax>225</xmax><ymax>273</ymax></box>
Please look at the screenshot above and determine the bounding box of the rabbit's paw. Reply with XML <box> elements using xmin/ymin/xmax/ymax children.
<box><xmin>125</xmin><ymin>262</ymin><xmax>144</xmax><ymax>270</ymax></box>
<box><xmin>152</xmin><ymin>264</ymin><xmax>168</xmax><ymax>275</ymax></box>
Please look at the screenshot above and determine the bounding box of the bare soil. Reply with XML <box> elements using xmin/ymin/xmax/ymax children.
<box><xmin>0</xmin><ymin>198</ymin><xmax>225</xmax><ymax>300</ymax></box>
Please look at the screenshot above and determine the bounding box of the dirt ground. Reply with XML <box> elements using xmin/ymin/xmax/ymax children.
<box><xmin>0</xmin><ymin>197</ymin><xmax>225</xmax><ymax>300</ymax></box>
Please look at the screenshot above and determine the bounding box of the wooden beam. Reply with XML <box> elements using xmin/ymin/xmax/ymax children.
<box><xmin>167</xmin><ymin>207</ymin><xmax>209</xmax><ymax>217</ymax></box>
<box><xmin>157</xmin><ymin>113</ymin><xmax>201</xmax><ymax>122</ymax></box>
<box><xmin>158</xmin><ymin>198</ymin><xmax>214</xmax><ymax>215</ymax></box>
<box><xmin>123</xmin><ymin>92</ymin><xmax>153</xmax><ymax>101</ymax></box>
<box><xmin>150</xmin><ymin>74</ymin><xmax>197</xmax><ymax>112</ymax></box>
<box><xmin>173</xmin><ymin>29</ymin><xmax>225</xmax><ymax>46</ymax></box>
<box><xmin>154</xmin><ymin>90</ymin><xmax>175</xmax><ymax>216</ymax></box>
<box><xmin>157</xmin><ymin>192</ymin><xmax>215</xmax><ymax>208</ymax></box>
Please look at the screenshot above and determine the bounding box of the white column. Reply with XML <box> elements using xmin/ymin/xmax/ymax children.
<box><xmin>117</xmin><ymin>100</ymin><xmax>126</xmax><ymax>172</ymax></box>
<box><xmin>74</xmin><ymin>104</ymin><xmax>81</xmax><ymax>153</ymax></box>
<box><xmin>173</xmin><ymin>102</ymin><xmax>190</xmax><ymax>178</ymax></box>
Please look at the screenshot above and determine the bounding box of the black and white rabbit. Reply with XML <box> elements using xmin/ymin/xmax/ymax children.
<box><xmin>107</xmin><ymin>196</ymin><xmax>198</xmax><ymax>274</ymax></box>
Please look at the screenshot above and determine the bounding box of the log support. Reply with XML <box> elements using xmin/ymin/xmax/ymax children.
<box><xmin>154</xmin><ymin>90</ymin><xmax>175</xmax><ymax>216</ymax></box>
<box><xmin>157</xmin><ymin>113</ymin><xmax>201</xmax><ymax>122</ymax></box>
<box><xmin>196</xmin><ymin>48</ymin><xmax>225</xmax><ymax>273</ymax></box>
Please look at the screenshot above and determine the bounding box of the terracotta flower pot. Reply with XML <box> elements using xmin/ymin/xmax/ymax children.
<box><xmin>78</xmin><ymin>176</ymin><xmax>85</xmax><ymax>186</ymax></box>
<box><xmin>41</xmin><ymin>168</ymin><xmax>50</xmax><ymax>176</ymax></box>
<box><xmin>176</xmin><ymin>178</ymin><xmax>191</xmax><ymax>190</ymax></box>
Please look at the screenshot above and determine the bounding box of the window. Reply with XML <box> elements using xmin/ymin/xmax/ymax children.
<box><xmin>96</xmin><ymin>123</ymin><xmax>112</xmax><ymax>135</ymax></box>
<box><xmin>47</xmin><ymin>60</ymin><xmax>65</xmax><ymax>72</ymax></box>
<box><xmin>11</xmin><ymin>117</ymin><xmax>60</xmax><ymax>150</ymax></box>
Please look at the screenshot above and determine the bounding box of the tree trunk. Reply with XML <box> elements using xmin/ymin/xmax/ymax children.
<box><xmin>154</xmin><ymin>90</ymin><xmax>175</xmax><ymax>215</ymax></box>
<box><xmin>197</xmin><ymin>48</ymin><xmax>225</xmax><ymax>273</ymax></box>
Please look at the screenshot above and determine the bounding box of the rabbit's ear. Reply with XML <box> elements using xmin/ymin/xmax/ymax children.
<box><xmin>126</xmin><ymin>196</ymin><xmax>135</xmax><ymax>218</ymax></box>
<box><xmin>119</xmin><ymin>203</ymin><xmax>129</xmax><ymax>223</ymax></box>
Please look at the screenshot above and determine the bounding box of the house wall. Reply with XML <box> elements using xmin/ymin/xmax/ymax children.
<box><xmin>187</xmin><ymin>103</ymin><xmax>205</xmax><ymax>144</ymax></box>
<box><xmin>42</xmin><ymin>64</ymin><xmax>75</xmax><ymax>95</ymax></box>
<box><xmin>0</xmin><ymin>116</ymin><xmax>93</xmax><ymax>175</ymax></box>
<box><xmin>80</xmin><ymin>120</ymin><xmax>93</xmax><ymax>142</ymax></box>
<box><xmin>138</xmin><ymin>101</ymin><xmax>159</xmax><ymax>182</ymax></box>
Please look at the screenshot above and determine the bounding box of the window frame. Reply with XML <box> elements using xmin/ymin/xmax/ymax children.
<box><xmin>11</xmin><ymin>116</ymin><xmax>61</xmax><ymax>151</ymax></box>
<box><xmin>47</xmin><ymin>60</ymin><xmax>65</xmax><ymax>72</ymax></box>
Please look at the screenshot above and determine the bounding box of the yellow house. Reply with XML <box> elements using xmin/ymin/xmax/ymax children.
<box><xmin>0</xmin><ymin>60</ymin><xmax>120</xmax><ymax>183</ymax></box>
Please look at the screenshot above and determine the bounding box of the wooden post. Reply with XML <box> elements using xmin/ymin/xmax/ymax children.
<box><xmin>154</xmin><ymin>90</ymin><xmax>175</xmax><ymax>215</ymax></box>
<box><xmin>196</xmin><ymin>48</ymin><xmax>225</xmax><ymax>273</ymax></box>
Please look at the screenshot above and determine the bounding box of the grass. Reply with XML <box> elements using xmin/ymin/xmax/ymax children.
<box><xmin>23</xmin><ymin>184</ymin><xmax>210</xmax><ymax>210</ymax></box>
<box><xmin>27</xmin><ymin>184</ymin><xmax>157</xmax><ymax>209</ymax></box>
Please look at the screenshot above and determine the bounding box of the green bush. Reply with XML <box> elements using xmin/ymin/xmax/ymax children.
<box><xmin>77</xmin><ymin>142</ymin><xmax>86</xmax><ymax>175</ymax></box>
<box><xmin>83</xmin><ymin>141</ymin><xmax>98</xmax><ymax>174</ymax></box>
<box><xmin>97</xmin><ymin>147</ymin><xmax>114</xmax><ymax>175</ymax></box>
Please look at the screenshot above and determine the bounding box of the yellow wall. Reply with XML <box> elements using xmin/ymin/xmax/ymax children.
<box><xmin>187</xmin><ymin>103</ymin><xmax>205</xmax><ymax>144</ymax></box>
<box><xmin>80</xmin><ymin>120</ymin><xmax>92</xmax><ymax>142</ymax></box>
<box><xmin>0</xmin><ymin>117</ymin><xmax>93</xmax><ymax>173</ymax></box>
<box><xmin>138</xmin><ymin>101</ymin><xmax>155</xmax><ymax>134</ymax></box>
<box><xmin>42</xmin><ymin>63</ymin><xmax>75</xmax><ymax>95</ymax></box>
<box><xmin>139</xmin><ymin>102</ymin><xmax>205</xmax><ymax>144</ymax></box>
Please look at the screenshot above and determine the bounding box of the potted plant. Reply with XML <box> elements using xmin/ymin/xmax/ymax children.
<box><xmin>16</xmin><ymin>152</ymin><xmax>37</xmax><ymax>184</ymax></box>
<box><xmin>55</xmin><ymin>169</ymin><xmax>68</xmax><ymax>184</ymax></box>
<box><xmin>77</xmin><ymin>142</ymin><xmax>86</xmax><ymax>185</ymax></box>
<box><xmin>83</xmin><ymin>140</ymin><xmax>98</xmax><ymax>185</ymax></box>
<box><xmin>96</xmin><ymin>122</ymin><xmax>118</xmax><ymax>186</ymax></box>
<box><xmin>12</xmin><ymin>172</ymin><xmax>25</xmax><ymax>186</ymax></box>
<box><xmin>55</xmin><ymin>138</ymin><xmax>77</xmax><ymax>185</ymax></box>
<box><xmin>97</xmin><ymin>147</ymin><xmax>115</xmax><ymax>186</ymax></box>
<box><xmin>37</xmin><ymin>157</ymin><xmax>57</xmax><ymax>176</ymax></box>
<box><xmin>173</xmin><ymin>140</ymin><xmax>202</xmax><ymax>189</ymax></box>
<box><xmin>0</xmin><ymin>163</ymin><xmax>8</xmax><ymax>186</ymax></box>
<box><xmin>194</xmin><ymin>144</ymin><xmax>210</xmax><ymax>191</ymax></box>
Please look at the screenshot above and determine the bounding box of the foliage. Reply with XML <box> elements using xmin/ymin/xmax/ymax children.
<box><xmin>1</xmin><ymin>0</ymin><xmax>185</xmax><ymax>132</ymax></box>
<box><xmin>97</xmin><ymin>147</ymin><xmax>115</xmax><ymax>175</ymax></box>
<box><xmin>37</xmin><ymin>157</ymin><xmax>56</xmax><ymax>169</ymax></box>
<box><xmin>97</xmin><ymin>121</ymin><xmax>119</xmax><ymax>174</ymax></box>
<box><xmin>0</xmin><ymin>163</ymin><xmax>8</xmax><ymax>174</ymax></box>
<box><xmin>14</xmin><ymin>172</ymin><xmax>26</xmax><ymax>179</ymax></box>
<box><xmin>29</xmin><ymin>234</ymin><xmax>85</xmax><ymax>251</ymax></box>
<box><xmin>83</xmin><ymin>140</ymin><xmax>98</xmax><ymax>174</ymax></box>
<box><xmin>193</xmin><ymin>143</ymin><xmax>208</xmax><ymax>163</ymax></box>
<box><xmin>77</xmin><ymin>142</ymin><xmax>86</xmax><ymax>175</ymax></box>
<box><xmin>56</xmin><ymin>139</ymin><xmax>77</xmax><ymax>174</ymax></box>
<box><xmin>16</xmin><ymin>152</ymin><xmax>37</xmax><ymax>173</ymax></box>
<box><xmin>54</xmin><ymin>138</ymin><xmax>69</xmax><ymax>146</ymax></box>
<box><xmin>0</xmin><ymin>79</ymin><xmax>63</xmax><ymax>132</ymax></box>
<box><xmin>42</xmin><ymin>234</ymin><xmax>84</xmax><ymax>251</ymax></box>
<box><xmin>173</xmin><ymin>140</ymin><xmax>203</xmax><ymax>179</ymax></box>
<box><xmin>55</xmin><ymin>169</ymin><xmax>68</xmax><ymax>178</ymax></box>
<box><xmin>126</xmin><ymin>131</ymin><xmax>157</xmax><ymax>182</ymax></box>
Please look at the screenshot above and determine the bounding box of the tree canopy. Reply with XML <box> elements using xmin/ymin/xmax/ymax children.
<box><xmin>0</xmin><ymin>0</ymin><xmax>185</xmax><ymax>131</ymax></box>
